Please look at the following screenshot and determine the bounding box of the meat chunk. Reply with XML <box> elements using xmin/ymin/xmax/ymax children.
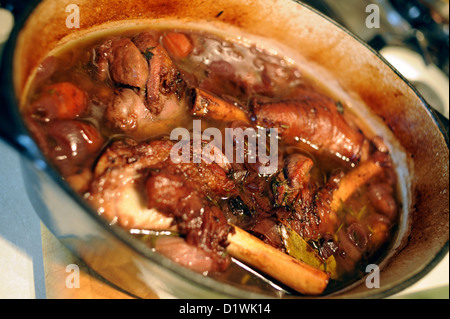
<box><xmin>109</xmin><ymin>38</ymin><xmax>149</xmax><ymax>88</ymax></box>
<box><xmin>146</xmin><ymin>170</ymin><xmax>193</xmax><ymax>212</ymax></box>
<box><xmin>310</xmin><ymin>172</ymin><xmax>342</xmax><ymax>237</ymax></box>
<box><xmin>273</xmin><ymin>156</ymin><xmax>342</xmax><ymax>241</ymax></box>
<box><xmin>161</xmin><ymin>160</ymin><xmax>236</xmax><ymax>197</ymax></box>
<box><xmin>225</xmin><ymin>147</ymin><xmax>327</xmax><ymax>241</ymax></box>
<box><xmin>87</xmin><ymin>139</ymin><xmax>175</xmax><ymax>230</ymax></box>
<box><xmin>275</xmin><ymin>172</ymin><xmax>339</xmax><ymax>241</ymax></box>
<box><xmin>284</xmin><ymin>153</ymin><xmax>314</xmax><ymax>188</ymax></box>
<box><xmin>251</xmin><ymin>90</ymin><xmax>365</xmax><ymax>163</ymax></box>
<box><xmin>87</xmin><ymin>138</ymin><xmax>236</xmax><ymax>272</ymax></box>
<box><xmin>146</xmin><ymin>170</ymin><xmax>232</xmax><ymax>272</ymax></box>
<box><xmin>94</xmin><ymin>37</ymin><xmax>149</xmax><ymax>88</ymax></box>
<box><xmin>271</xmin><ymin>153</ymin><xmax>314</xmax><ymax>208</ymax></box>
<box><xmin>95</xmin><ymin>33</ymin><xmax>186</xmax><ymax>117</ymax></box>
<box><xmin>105</xmin><ymin>88</ymin><xmax>152</xmax><ymax>133</ymax></box>
<box><xmin>132</xmin><ymin>32</ymin><xmax>185</xmax><ymax>115</ymax></box>
<box><xmin>280</xmin><ymin>152</ymin><xmax>391</xmax><ymax>242</ymax></box>
<box><xmin>93</xmin><ymin>138</ymin><xmax>174</xmax><ymax>177</ymax></box>
<box><xmin>104</xmin><ymin>88</ymin><xmax>188</xmax><ymax>140</ymax></box>
<box><xmin>251</xmin><ymin>217</ymin><xmax>284</xmax><ymax>250</ymax></box>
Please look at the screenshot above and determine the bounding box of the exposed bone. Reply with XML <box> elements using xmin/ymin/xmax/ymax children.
<box><xmin>330</xmin><ymin>155</ymin><xmax>385</xmax><ymax>212</ymax></box>
<box><xmin>90</xmin><ymin>137</ymin><xmax>329</xmax><ymax>295</ymax></box>
<box><xmin>110</xmin><ymin>190</ymin><xmax>330</xmax><ymax>295</ymax></box>
<box><xmin>227</xmin><ymin>225</ymin><xmax>330</xmax><ymax>295</ymax></box>
<box><xmin>190</xmin><ymin>88</ymin><xmax>250</xmax><ymax>123</ymax></box>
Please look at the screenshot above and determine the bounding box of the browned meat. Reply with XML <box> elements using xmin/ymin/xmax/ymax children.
<box><xmin>225</xmin><ymin>120</ymin><xmax>282</xmax><ymax>177</ymax></box>
<box><xmin>164</xmin><ymin>161</ymin><xmax>236</xmax><ymax>197</ymax></box>
<box><xmin>251</xmin><ymin>90</ymin><xmax>365</xmax><ymax>163</ymax></box>
<box><xmin>86</xmin><ymin>139</ymin><xmax>175</xmax><ymax>230</ymax></box>
<box><xmin>105</xmin><ymin>88</ymin><xmax>152</xmax><ymax>133</ymax></box>
<box><xmin>132</xmin><ymin>32</ymin><xmax>185</xmax><ymax>115</ymax></box>
<box><xmin>240</xmin><ymin>172</ymin><xmax>274</xmax><ymax>213</ymax></box>
<box><xmin>148</xmin><ymin>137</ymin><xmax>237</xmax><ymax>197</ymax></box>
<box><xmin>272</xmin><ymin>153</ymin><xmax>314</xmax><ymax>208</ymax></box>
<box><xmin>104</xmin><ymin>89</ymin><xmax>189</xmax><ymax>140</ymax></box>
<box><xmin>276</xmin><ymin>185</ymin><xmax>320</xmax><ymax>240</ymax></box>
<box><xmin>146</xmin><ymin>170</ymin><xmax>232</xmax><ymax>272</ymax></box>
<box><xmin>94</xmin><ymin>33</ymin><xmax>187</xmax><ymax>118</ymax></box>
<box><xmin>94</xmin><ymin>37</ymin><xmax>149</xmax><ymax>88</ymax></box>
<box><xmin>225</xmin><ymin>146</ymin><xmax>330</xmax><ymax>241</ymax></box>
<box><xmin>91</xmin><ymin>137</ymin><xmax>237</xmax><ymax>201</ymax></box>
<box><xmin>93</xmin><ymin>138</ymin><xmax>174</xmax><ymax>177</ymax></box>
<box><xmin>146</xmin><ymin>170</ymin><xmax>193</xmax><ymax>212</ymax></box>
<box><xmin>311</xmin><ymin>172</ymin><xmax>342</xmax><ymax>238</ymax></box>
<box><xmin>284</xmin><ymin>153</ymin><xmax>314</xmax><ymax>188</ymax></box>
<box><xmin>87</xmin><ymin>137</ymin><xmax>237</xmax><ymax>272</ymax></box>
<box><xmin>109</xmin><ymin>38</ymin><xmax>149</xmax><ymax>88</ymax></box>
<box><xmin>94</xmin><ymin>37</ymin><xmax>150</xmax><ymax>88</ymax></box>
<box><xmin>275</xmin><ymin>164</ymin><xmax>342</xmax><ymax>241</ymax></box>
<box><xmin>251</xmin><ymin>217</ymin><xmax>284</xmax><ymax>250</ymax></box>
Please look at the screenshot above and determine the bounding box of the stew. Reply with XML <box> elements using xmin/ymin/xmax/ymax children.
<box><xmin>23</xmin><ymin>27</ymin><xmax>400</xmax><ymax>296</ymax></box>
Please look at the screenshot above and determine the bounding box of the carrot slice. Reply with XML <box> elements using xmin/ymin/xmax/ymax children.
<box><xmin>162</xmin><ymin>32</ymin><xmax>193</xmax><ymax>59</ymax></box>
<box><xmin>31</xmin><ymin>82</ymin><xmax>87</xmax><ymax>121</ymax></box>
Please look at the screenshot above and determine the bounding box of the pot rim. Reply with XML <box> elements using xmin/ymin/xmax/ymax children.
<box><xmin>1</xmin><ymin>0</ymin><xmax>448</xmax><ymax>299</ymax></box>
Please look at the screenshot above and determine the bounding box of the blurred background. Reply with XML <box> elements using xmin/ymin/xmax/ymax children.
<box><xmin>303</xmin><ymin>0</ymin><xmax>449</xmax><ymax>118</ymax></box>
<box><xmin>0</xmin><ymin>0</ymin><xmax>448</xmax><ymax>299</ymax></box>
<box><xmin>302</xmin><ymin>0</ymin><xmax>449</xmax><ymax>118</ymax></box>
